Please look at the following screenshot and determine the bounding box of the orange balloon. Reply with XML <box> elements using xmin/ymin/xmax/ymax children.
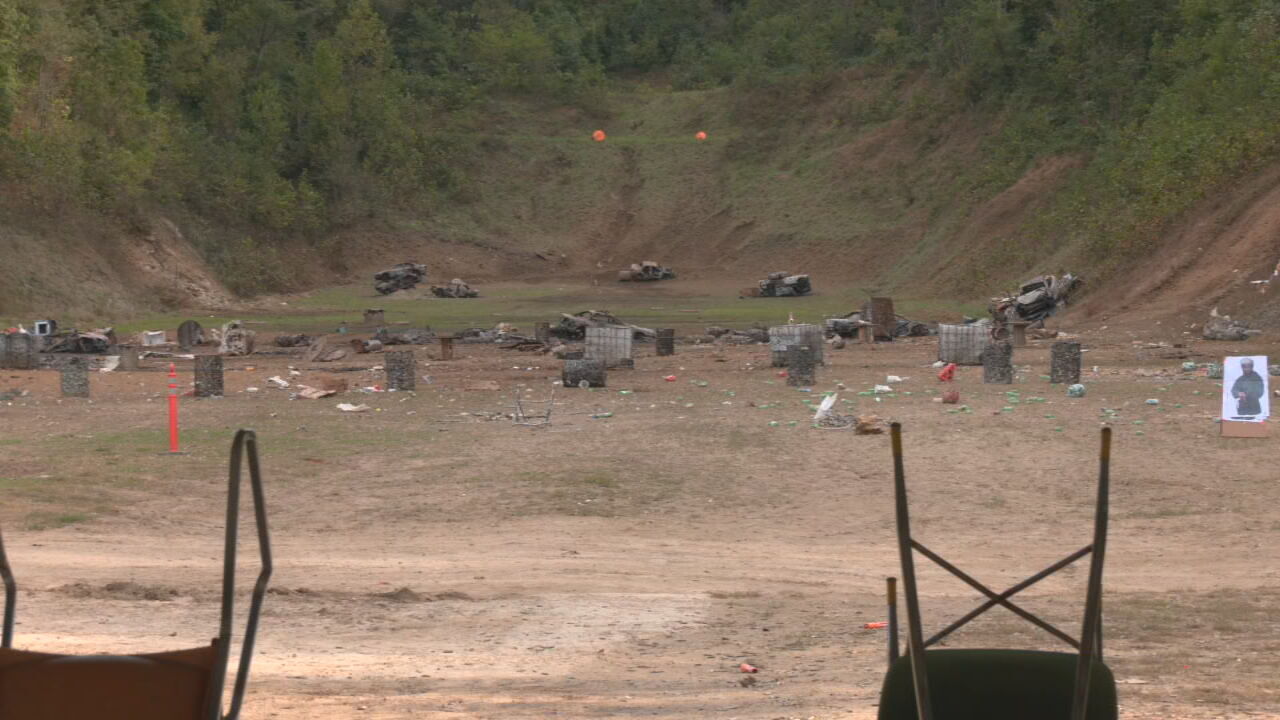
<box><xmin>695</xmin><ymin>131</ymin><xmax>707</xmax><ymax>141</ymax></box>
<box><xmin>592</xmin><ymin>130</ymin><xmax>606</xmax><ymax>142</ymax></box>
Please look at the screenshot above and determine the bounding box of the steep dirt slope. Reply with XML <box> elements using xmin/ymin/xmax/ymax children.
<box><xmin>1071</xmin><ymin>161</ymin><xmax>1280</xmax><ymax>331</ymax></box>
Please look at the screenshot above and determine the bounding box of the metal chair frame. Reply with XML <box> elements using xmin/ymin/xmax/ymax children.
<box><xmin>0</xmin><ymin>429</ymin><xmax>273</xmax><ymax>720</ymax></box>
<box><xmin>886</xmin><ymin>423</ymin><xmax>1111</xmax><ymax>720</ymax></box>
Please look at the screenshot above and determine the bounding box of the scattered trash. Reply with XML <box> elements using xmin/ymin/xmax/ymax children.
<box><xmin>664</xmin><ymin>375</ymin><xmax>677</xmax><ymax>382</ymax></box>
<box><xmin>863</xmin><ymin>622</ymin><xmax>888</xmax><ymax>630</ymax></box>
<box><xmin>245</xmin><ymin>387</ymin><xmax>260</xmax><ymax>393</ymax></box>
<box><xmin>1067</xmin><ymin>384</ymin><xmax>1086</xmax><ymax>398</ymax></box>
<box><xmin>937</xmin><ymin>363</ymin><xmax>957</xmax><ymax>382</ymax></box>
<box><xmin>739</xmin><ymin>663</ymin><xmax>759</xmax><ymax>673</ymax></box>
<box><xmin>1182</xmin><ymin>362</ymin><xmax>1198</xmax><ymax>372</ymax></box>
<box><xmin>941</xmin><ymin>390</ymin><xmax>960</xmax><ymax>404</ymax></box>
<box><xmin>1145</xmin><ymin>398</ymin><xmax>1160</xmax><ymax>405</ymax></box>
<box><xmin>1207</xmin><ymin>363</ymin><xmax>1224</xmax><ymax>379</ymax></box>
<box><xmin>296</xmin><ymin>385</ymin><xmax>336</xmax><ymax>400</ymax></box>
<box><xmin>1202</xmin><ymin>307</ymin><xmax>1258</xmax><ymax>341</ymax></box>
<box><xmin>886</xmin><ymin>375</ymin><xmax>906</xmax><ymax>383</ymax></box>
<box><xmin>855</xmin><ymin>415</ymin><xmax>887</xmax><ymax>434</ymax></box>
<box><xmin>275</xmin><ymin>334</ymin><xmax>314</xmax><ymax>348</ymax></box>
<box><xmin>430</xmin><ymin>278</ymin><xmax>480</xmax><ymax>298</ymax></box>
<box><xmin>590</xmin><ymin>412</ymin><xmax>613</xmax><ymax>419</ymax></box>
<box><xmin>267</xmin><ymin>376</ymin><xmax>290</xmax><ymax>389</ymax></box>
<box><xmin>337</xmin><ymin>403</ymin><xmax>371</xmax><ymax>413</ymax></box>
<box><xmin>873</xmin><ymin>385</ymin><xmax>893</xmax><ymax>394</ymax></box>
<box><xmin>551</xmin><ymin>310</ymin><xmax>656</xmax><ymax>341</ymax></box>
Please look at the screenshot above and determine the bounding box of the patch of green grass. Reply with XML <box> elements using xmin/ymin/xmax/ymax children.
<box><xmin>580</xmin><ymin>472</ymin><xmax>619</xmax><ymax>489</ymax></box>
<box><xmin>25</xmin><ymin>511</ymin><xmax>89</xmax><ymax>530</ymax></box>
<box><xmin>110</xmin><ymin>280</ymin><xmax>985</xmax><ymax>338</ymax></box>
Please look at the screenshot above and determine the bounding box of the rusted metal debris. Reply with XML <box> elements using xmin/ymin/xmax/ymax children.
<box><xmin>617</xmin><ymin>261</ymin><xmax>675</xmax><ymax>282</ymax></box>
<box><xmin>826</xmin><ymin>313</ymin><xmax>931</xmax><ymax>339</ymax></box>
<box><xmin>374</xmin><ymin>262</ymin><xmax>427</xmax><ymax>295</ymax></box>
<box><xmin>704</xmin><ymin>326</ymin><xmax>769</xmax><ymax>344</ymax></box>
<box><xmin>43</xmin><ymin>329</ymin><xmax>114</xmax><ymax>354</ymax></box>
<box><xmin>550</xmin><ymin>311</ymin><xmax>656</xmax><ymax>341</ymax></box>
<box><xmin>374</xmin><ymin>327</ymin><xmax>436</xmax><ymax>345</ymax></box>
<box><xmin>990</xmin><ymin>273</ymin><xmax>1082</xmax><ymax>327</ymax></box>
<box><xmin>275</xmin><ymin>334</ymin><xmax>315</xmax><ymax>347</ymax></box>
<box><xmin>1203</xmin><ymin>308</ymin><xmax>1258</xmax><ymax>341</ymax></box>
<box><xmin>430</xmin><ymin>278</ymin><xmax>479</xmax><ymax>298</ymax></box>
<box><xmin>743</xmin><ymin>272</ymin><xmax>812</xmax><ymax>298</ymax></box>
<box><xmin>218</xmin><ymin>320</ymin><xmax>256</xmax><ymax>356</ymax></box>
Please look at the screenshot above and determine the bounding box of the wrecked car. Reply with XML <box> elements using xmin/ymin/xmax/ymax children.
<box><xmin>374</xmin><ymin>263</ymin><xmax>427</xmax><ymax>295</ymax></box>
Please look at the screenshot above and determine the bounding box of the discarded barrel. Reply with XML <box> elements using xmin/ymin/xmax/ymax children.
<box><xmin>1050</xmin><ymin>341</ymin><xmax>1081</xmax><ymax>384</ymax></box>
<box><xmin>981</xmin><ymin>341</ymin><xmax>1013</xmax><ymax>384</ymax></box>
<box><xmin>563</xmin><ymin>358</ymin><xmax>607</xmax><ymax>388</ymax></box>
<box><xmin>785</xmin><ymin>345</ymin><xmax>817</xmax><ymax>387</ymax></box>
<box><xmin>177</xmin><ymin>320</ymin><xmax>203</xmax><ymax>349</ymax></box>
<box><xmin>938</xmin><ymin>324</ymin><xmax>989</xmax><ymax>365</ymax></box>
<box><xmin>385</xmin><ymin>350</ymin><xmax>417</xmax><ymax>391</ymax></box>
<box><xmin>0</xmin><ymin>333</ymin><xmax>36</xmax><ymax>370</ymax></box>
<box><xmin>60</xmin><ymin>358</ymin><xmax>90</xmax><ymax>398</ymax></box>
<box><xmin>656</xmin><ymin>329</ymin><xmax>676</xmax><ymax>357</ymax></box>
<box><xmin>194</xmin><ymin>355</ymin><xmax>224</xmax><ymax>397</ymax></box>
<box><xmin>769</xmin><ymin>324</ymin><xmax>824</xmax><ymax>367</ymax></box>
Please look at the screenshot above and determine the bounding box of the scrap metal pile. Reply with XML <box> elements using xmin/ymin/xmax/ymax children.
<box><xmin>1203</xmin><ymin>308</ymin><xmax>1259</xmax><ymax>341</ymax></box>
<box><xmin>703</xmin><ymin>326</ymin><xmax>769</xmax><ymax>344</ymax></box>
<box><xmin>617</xmin><ymin>261</ymin><xmax>676</xmax><ymax>282</ymax></box>
<box><xmin>990</xmin><ymin>273</ymin><xmax>1082</xmax><ymax>327</ymax></box>
<box><xmin>430</xmin><ymin>278</ymin><xmax>479</xmax><ymax>298</ymax></box>
<box><xmin>746</xmin><ymin>272</ymin><xmax>812</xmax><ymax>297</ymax></box>
<box><xmin>42</xmin><ymin>329</ymin><xmax>115</xmax><ymax>354</ymax></box>
<box><xmin>550</xmin><ymin>311</ymin><xmax>656</xmax><ymax>341</ymax></box>
<box><xmin>825</xmin><ymin>314</ymin><xmax>932</xmax><ymax>339</ymax></box>
<box><xmin>373</xmin><ymin>263</ymin><xmax>427</xmax><ymax>295</ymax></box>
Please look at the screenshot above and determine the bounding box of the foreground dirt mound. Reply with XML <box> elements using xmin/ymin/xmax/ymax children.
<box><xmin>54</xmin><ymin>581</ymin><xmax>182</xmax><ymax>602</ymax></box>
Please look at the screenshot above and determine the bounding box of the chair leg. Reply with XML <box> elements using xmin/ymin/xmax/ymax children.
<box><xmin>891</xmin><ymin>424</ymin><xmax>933</xmax><ymax>720</ymax></box>
<box><xmin>887</xmin><ymin>577</ymin><xmax>899</xmax><ymax>665</ymax></box>
<box><xmin>1071</xmin><ymin>427</ymin><xmax>1111</xmax><ymax>720</ymax></box>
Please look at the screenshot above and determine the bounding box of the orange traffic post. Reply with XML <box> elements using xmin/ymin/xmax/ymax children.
<box><xmin>168</xmin><ymin>362</ymin><xmax>180</xmax><ymax>453</ymax></box>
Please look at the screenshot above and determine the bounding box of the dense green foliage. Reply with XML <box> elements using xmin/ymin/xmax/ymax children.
<box><xmin>1</xmin><ymin>0</ymin><xmax>1278</xmax><ymax>288</ymax></box>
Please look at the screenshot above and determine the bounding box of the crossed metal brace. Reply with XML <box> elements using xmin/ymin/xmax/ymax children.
<box><xmin>912</xmin><ymin>541</ymin><xmax>1100</xmax><ymax>654</ymax></box>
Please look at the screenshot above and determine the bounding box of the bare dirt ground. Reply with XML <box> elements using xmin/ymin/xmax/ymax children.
<box><xmin>3</xmin><ymin>312</ymin><xmax>1280</xmax><ymax>719</ymax></box>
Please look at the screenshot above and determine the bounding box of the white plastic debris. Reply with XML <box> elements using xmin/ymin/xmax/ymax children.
<box><xmin>874</xmin><ymin>385</ymin><xmax>893</xmax><ymax>394</ymax></box>
<box><xmin>814</xmin><ymin>394</ymin><xmax>838</xmax><ymax>422</ymax></box>
<box><xmin>886</xmin><ymin>375</ymin><xmax>906</xmax><ymax>383</ymax></box>
<box><xmin>1145</xmin><ymin>398</ymin><xmax>1160</xmax><ymax>405</ymax></box>
<box><xmin>336</xmin><ymin>403</ymin><xmax>371</xmax><ymax>413</ymax></box>
<box><xmin>267</xmin><ymin>376</ymin><xmax>290</xmax><ymax>388</ymax></box>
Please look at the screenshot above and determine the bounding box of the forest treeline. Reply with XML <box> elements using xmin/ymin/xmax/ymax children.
<box><xmin>1</xmin><ymin>0</ymin><xmax>1279</xmax><ymax>284</ymax></box>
